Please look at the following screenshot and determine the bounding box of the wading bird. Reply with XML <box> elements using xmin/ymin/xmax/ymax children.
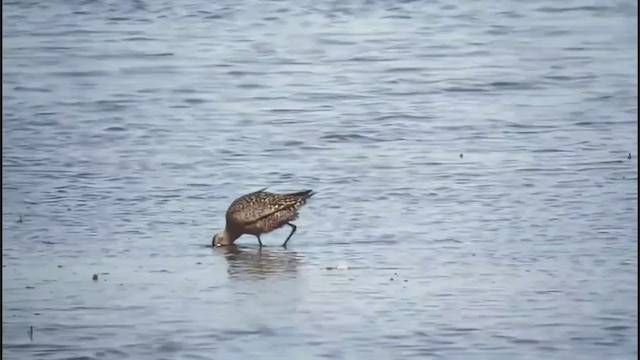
<box><xmin>212</xmin><ymin>188</ymin><xmax>315</xmax><ymax>248</ymax></box>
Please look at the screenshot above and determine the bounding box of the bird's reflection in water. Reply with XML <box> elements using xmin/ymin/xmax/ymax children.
<box><xmin>213</xmin><ymin>245</ymin><xmax>301</xmax><ymax>280</ymax></box>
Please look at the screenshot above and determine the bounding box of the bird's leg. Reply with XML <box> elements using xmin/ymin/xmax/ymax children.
<box><xmin>282</xmin><ymin>223</ymin><xmax>297</xmax><ymax>248</ymax></box>
<box><xmin>256</xmin><ymin>235</ymin><xmax>263</xmax><ymax>247</ymax></box>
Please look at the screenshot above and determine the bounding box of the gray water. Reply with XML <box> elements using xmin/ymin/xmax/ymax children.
<box><xmin>2</xmin><ymin>0</ymin><xmax>637</xmax><ymax>359</ymax></box>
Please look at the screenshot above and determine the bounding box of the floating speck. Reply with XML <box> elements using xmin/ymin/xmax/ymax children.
<box><xmin>17</xmin><ymin>216</ymin><xmax>23</xmax><ymax>223</ymax></box>
<box><xmin>92</xmin><ymin>274</ymin><xmax>99</xmax><ymax>281</ymax></box>
<box><xmin>326</xmin><ymin>265</ymin><xmax>350</xmax><ymax>271</ymax></box>
<box><xmin>460</xmin><ymin>153</ymin><xmax>463</xmax><ymax>158</ymax></box>
<box><xmin>628</xmin><ymin>153</ymin><xmax>632</xmax><ymax>160</ymax></box>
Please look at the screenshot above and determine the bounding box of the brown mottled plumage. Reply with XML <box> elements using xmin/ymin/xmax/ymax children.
<box><xmin>212</xmin><ymin>188</ymin><xmax>315</xmax><ymax>248</ymax></box>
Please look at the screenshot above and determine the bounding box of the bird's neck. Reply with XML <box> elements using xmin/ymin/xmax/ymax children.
<box><xmin>223</xmin><ymin>228</ymin><xmax>241</xmax><ymax>244</ymax></box>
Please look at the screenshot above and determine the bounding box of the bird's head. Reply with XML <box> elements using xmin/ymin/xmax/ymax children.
<box><xmin>212</xmin><ymin>230</ymin><xmax>232</xmax><ymax>247</ymax></box>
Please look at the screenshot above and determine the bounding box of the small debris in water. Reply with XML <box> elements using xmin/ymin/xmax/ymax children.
<box><xmin>25</xmin><ymin>286</ymin><xmax>34</xmax><ymax>289</ymax></box>
<box><xmin>459</xmin><ymin>153</ymin><xmax>463</xmax><ymax>158</ymax></box>
<box><xmin>628</xmin><ymin>153</ymin><xmax>632</xmax><ymax>160</ymax></box>
<box><xmin>390</xmin><ymin>277</ymin><xmax>394</xmax><ymax>281</ymax></box>
<box><xmin>196</xmin><ymin>262</ymin><xmax>202</xmax><ymax>265</ymax></box>
<box><xmin>34</xmin><ymin>312</ymin><xmax>40</xmax><ymax>316</ymax></box>
<box><xmin>92</xmin><ymin>274</ymin><xmax>99</xmax><ymax>281</ymax></box>
<box><xmin>17</xmin><ymin>216</ymin><xmax>23</xmax><ymax>223</ymax></box>
<box><xmin>28</xmin><ymin>326</ymin><xmax>33</xmax><ymax>341</ymax></box>
<box><xmin>325</xmin><ymin>265</ymin><xmax>350</xmax><ymax>271</ymax></box>
<box><xmin>404</xmin><ymin>279</ymin><xmax>408</xmax><ymax>282</ymax></box>
<box><xmin>57</xmin><ymin>265</ymin><xmax>62</xmax><ymax>268</ymax></box>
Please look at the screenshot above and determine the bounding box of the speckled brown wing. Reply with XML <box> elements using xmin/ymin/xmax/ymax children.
<box><xmin>245</xmin><ymin>203</ymin><xmax>302</xmax><ymax>235</ymax></box>
<box><xmin>225</xmin><ymin>188</ymin><xmax>269</xmax><ymax>225</ymax></box>
<box><xmin>226</xmin><ymin>189</ymin><xmax>314</xmax><ymax>231</ymax></box>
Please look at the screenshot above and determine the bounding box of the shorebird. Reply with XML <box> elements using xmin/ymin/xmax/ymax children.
<box><xmin>212</xmin><ymin>188</ymin><xmax>315</xmax><ymax>248</ymax></box>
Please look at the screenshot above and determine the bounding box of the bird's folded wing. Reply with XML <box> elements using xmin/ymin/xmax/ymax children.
<box><xmin>227</xmin><ymin>193</ymin><xmax>301</xmax><ymax>226</ymax></box>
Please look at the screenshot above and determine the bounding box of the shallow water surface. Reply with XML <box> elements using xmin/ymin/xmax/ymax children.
<box><xmin>2</xmin><ymin>0</ymin><xmax>638</xmax><ymax>359</ymax></box>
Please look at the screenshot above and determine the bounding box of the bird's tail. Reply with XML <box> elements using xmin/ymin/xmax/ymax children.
<box><xmin>287</xmin><ymin>189</ymin><xmax>315</xmax><ymax>199</ymax></box>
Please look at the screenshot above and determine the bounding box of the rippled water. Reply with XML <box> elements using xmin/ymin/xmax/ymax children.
<box><xmin>2</xmin><ymin>0</ymin><xmax>638</xmax><ymax>359</ymax></box>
